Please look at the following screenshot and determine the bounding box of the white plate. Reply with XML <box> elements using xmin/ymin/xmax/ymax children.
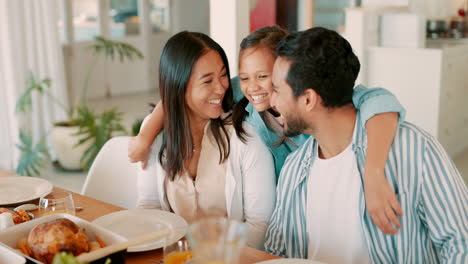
<box><xmin>93</xmin><ymin>209</ymin><xmax>188</xmax><ymax>252</ymax></box>
<box><xmin>0</xmin><ymin>176</ymin><xmax>53</xmax><ymax>206</ymax></box>
<box><xmin>256</xmin><ymin>259</ymin><xmax>325</xmax><ymax>264</ymax></box>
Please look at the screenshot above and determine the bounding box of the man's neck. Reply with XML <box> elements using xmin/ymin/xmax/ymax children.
<box><xmin>305</xmin><ymin>105</ymin><xmax>357</xmax><ymax>159</ymax></box>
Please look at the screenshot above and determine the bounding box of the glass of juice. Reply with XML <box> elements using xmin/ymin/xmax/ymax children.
<box><xmin>38</xmin><ymin>190</ymin><xmax>75</xmax><ymax>217</ymax></box>
<box><xmin>163</xmin><ymin>239</ymin><xmax>193</xmax><ymax>264</ymax></box>
<box><xmin>186</xmin><ymin>217</ymin><xmax>247</xmax><ymax>264</ymax></box>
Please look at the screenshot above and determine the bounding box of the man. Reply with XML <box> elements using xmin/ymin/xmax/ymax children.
<box><xmin>264</xmin><ymin>27</ymin><xmax>468</xmax><ymax>263</ymax></box>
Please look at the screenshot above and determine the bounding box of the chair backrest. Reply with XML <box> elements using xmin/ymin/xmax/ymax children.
<box><xmin>81</xmin><ymin>136</ymin><xmax>138</xmax><ymax>209</ymax></box>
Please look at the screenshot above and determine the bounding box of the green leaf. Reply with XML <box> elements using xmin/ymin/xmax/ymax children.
<box><xmin>15</xmin><ymin>130</ymin><xmax>48</xmax><ymax>177</ymax></box>
<box><xmin>72</xmin><ymin>105</ymin><xmax>127</xmax><ymax>170</ymax></box>
<box><xmin>92</xmin><ymin>36</ymin><xmax>144</xmax><ymax>63</ymax></box>
<box><xmin>52</xmin><ymin>252</ymin><xmax>87</xmax><ymax>264</ymax></box>
<box><xmin>15</xmin><ymin>87</ymin><xmax>34</xmax><ymax>113</ymax></box>
<box><xmin>16</xmin><ymin>72</ymin><xmax>57</xmax><ymax>113</ymax></box>
<box><xmin>43</xmin><ymin>78</ymin><xmax>52</xmax><ymax>87</ymax></box>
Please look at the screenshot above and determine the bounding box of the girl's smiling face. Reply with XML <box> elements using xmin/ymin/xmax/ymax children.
<box><xmin>238</xmin><ymin>47</ymin><xmax>276</xmax><ymax>112</ymax></box>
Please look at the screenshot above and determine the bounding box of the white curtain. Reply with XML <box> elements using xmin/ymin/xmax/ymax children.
<box><xmin>0</xmin><ymin>0</ymin><xmax>68</xmax><ymax>171</ymax></box>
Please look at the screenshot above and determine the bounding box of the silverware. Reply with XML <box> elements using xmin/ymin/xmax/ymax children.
<box><xmin>13</xmin><ymin>204</ymin><xmax>38</xmax><ymax>211</ymax></box>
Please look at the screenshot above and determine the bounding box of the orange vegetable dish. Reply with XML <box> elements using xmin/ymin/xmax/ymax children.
<box><xmin>0</xmin><ymin>208</ymin><xmax>32</xmax><ymax>224</ymax></box>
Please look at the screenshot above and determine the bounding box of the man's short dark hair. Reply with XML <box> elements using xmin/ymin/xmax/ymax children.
<box><xmin>276</xmin><ymin>27</ymin><xmax>360</xmax><ymax>108</ymax></box>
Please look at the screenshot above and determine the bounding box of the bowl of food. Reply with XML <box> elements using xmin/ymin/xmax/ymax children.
<box><xmin>0</xmin><ymin>207</ymin><xmax>33</xmax><ymax>231</ymax></box>
<box><xmin>0</xmin><ymin>213</ymin><xmax>127</xmax><ymax>264</ymax></box>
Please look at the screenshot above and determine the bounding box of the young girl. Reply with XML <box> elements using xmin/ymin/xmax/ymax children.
<box><xmin>136</xmin><ymin>31</ymin><xmax>276</xmax><ymax>249</ymax></box>
<box><xmin>131</xmin><ymin>26</ymin><xmax>405</xmax><ymax>235</ymax></box>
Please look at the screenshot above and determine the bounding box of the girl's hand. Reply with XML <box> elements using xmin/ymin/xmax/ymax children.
<box><xmin>128</xmin><ymin>136</ymin><xmax>149</xmax><ymax>169</ymax></box>
<box><xmin>364</xmin><ymin>169</ymin><xmax>403</xmax><ymax>235</ymax></box>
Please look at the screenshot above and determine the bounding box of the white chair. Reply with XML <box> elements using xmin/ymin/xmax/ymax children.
<box><xmin>81</xmin><ymin>136</ymin><xmax>139</xmax><ymax>209</ymax></box>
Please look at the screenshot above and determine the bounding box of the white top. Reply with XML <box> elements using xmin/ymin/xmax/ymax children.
<box><xmin>137</xmin><ymin>121</ymin><xmax>276</xmax><ymax>249</ymax></box>
<box><xmin>165</xmin><ymin>123</ymin><xmax>229</xmax><ymax>223</ymax></box>
<box><xmin>306</xmin><ymin>141</ymin><xmax>371</xmax><ymax>264</ymax></box>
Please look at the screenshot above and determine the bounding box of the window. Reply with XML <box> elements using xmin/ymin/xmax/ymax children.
<box><xmin>150</xmin><ymin>0</ymin><xmax>170</xmax><ymax>32</ymax></box>
<box><xmin>58</xmin><ymin>0</ymin><xmax>66</xmax><ymax>43</ymax></box>
<box><xmin>314</xmin><ymin>0</ymin><xmax>351</xmax><ymax>31</ymax></box>
<box><xmin>73</xmin><ymin>0</ymin><xmax>99</xmax><ymax>41</ymax></box>
<box><xmin>60</xmin><ymin>0</ymin><xmax>170</xmax><ymax>42</ymax></box>
<box><xmin>109</xmin><ymin>0</ymin><xmax>140</xmax><ymax>37</ymax></box>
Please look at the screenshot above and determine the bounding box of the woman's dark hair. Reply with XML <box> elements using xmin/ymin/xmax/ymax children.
<box><xmin>158</xmin><ymin>31</ymin><xmax>235</xmax><ymax>181</ymax></box>
<box><xmin>276</xmin><ymin>27</ymin><xmax>360</xmax><ymax>107</ymax></box>
<box><xmin>232</xmin><ymin>25</ymin><xmax>288</xmax><ymax>137</ymax></box>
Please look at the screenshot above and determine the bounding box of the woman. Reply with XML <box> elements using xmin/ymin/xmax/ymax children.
<box><xmin>136</xmin><ymin>31</ymin><xmax>275</xmax><ymax>249</ymax></box>
<box><xmin>131</xmin><ymin>26</ymin><xmax>405</xmax><ymax>235</ymax></box>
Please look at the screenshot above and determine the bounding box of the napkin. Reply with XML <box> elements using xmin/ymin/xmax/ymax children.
<box><xmin>0</xmin><ymin>212</ymin><xmax>14</xmax><ymax>231</ymax></box>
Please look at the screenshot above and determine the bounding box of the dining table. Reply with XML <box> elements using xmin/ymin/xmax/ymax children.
<box><xmin>0</xmin><ymin>169</ymin><xmax>281</xmax><ymax>264</ymax></box>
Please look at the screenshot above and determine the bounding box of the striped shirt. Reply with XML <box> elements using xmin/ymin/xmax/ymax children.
<box><xmin>264</xmin><ymin>115</ymin><xmax>468</xmax><ymax>263</ymax></box>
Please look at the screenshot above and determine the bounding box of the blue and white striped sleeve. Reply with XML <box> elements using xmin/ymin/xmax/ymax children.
<box><xmin>419</xmin><ymin>136</ymin><xmax>468</xmax><ymax>263</ymax></box>
<box><xmin>352</xmin><ymin>85</ymin><xmax>407</xmax><ymax>128</ymax></box>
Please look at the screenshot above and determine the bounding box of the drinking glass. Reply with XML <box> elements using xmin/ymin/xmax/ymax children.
<box><xmin>163</xmin><ymin>239</ymin><xmax>193</xmax><ymax>264</ymax></box>
<box><xmin>38</xmin><ymin>191</ymin><xmax>75</xmax><ymax>217</ymax></box>
<box><xmin>186</xmin><ymin>217</ymin><xmax>247</xmax><ymax>264</ymax></box>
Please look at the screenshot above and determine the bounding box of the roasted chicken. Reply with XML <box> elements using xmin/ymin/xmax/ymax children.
<box><xmin>27</xmin><ymin>218</ymin><xmax>90</xmax><ymax>264</ymax></box>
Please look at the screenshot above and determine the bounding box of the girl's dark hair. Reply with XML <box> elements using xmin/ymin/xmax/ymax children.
<box><xmin>239</xmin><ymin>25</ymin><xmax>288</xmax><ymax>59</ymax></box>
<box><xmin>158</xmin><ymin>31</ymin><xmax>235</xmax><ymax>181</ymax></box>
<box><xmin>232</xmin><ymin>25</ymin><xmax>288</xmax><ymax>138</ymax></box>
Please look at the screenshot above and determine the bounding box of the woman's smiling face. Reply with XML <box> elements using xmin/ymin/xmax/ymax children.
<box><xmin>185</xmin><ymin>49</ymin><xmax>229</xmax><ymax>121</ymax></box>
<box><xmin>238</xmin><ymin>47</ymin><xmax>276</xmax><ymax>112</ymax></box>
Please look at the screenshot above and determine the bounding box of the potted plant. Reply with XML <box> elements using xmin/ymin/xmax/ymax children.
<box><xmin>15</xmin><ymin>36</ymin><xmax>143</xmax><ymax>175</ymax></box>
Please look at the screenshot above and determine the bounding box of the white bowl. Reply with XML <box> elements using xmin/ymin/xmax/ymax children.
<box><xmin>0</xmin><ymin>213</ymin><xmax>127</xmax><ymax>263</ymax></box>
